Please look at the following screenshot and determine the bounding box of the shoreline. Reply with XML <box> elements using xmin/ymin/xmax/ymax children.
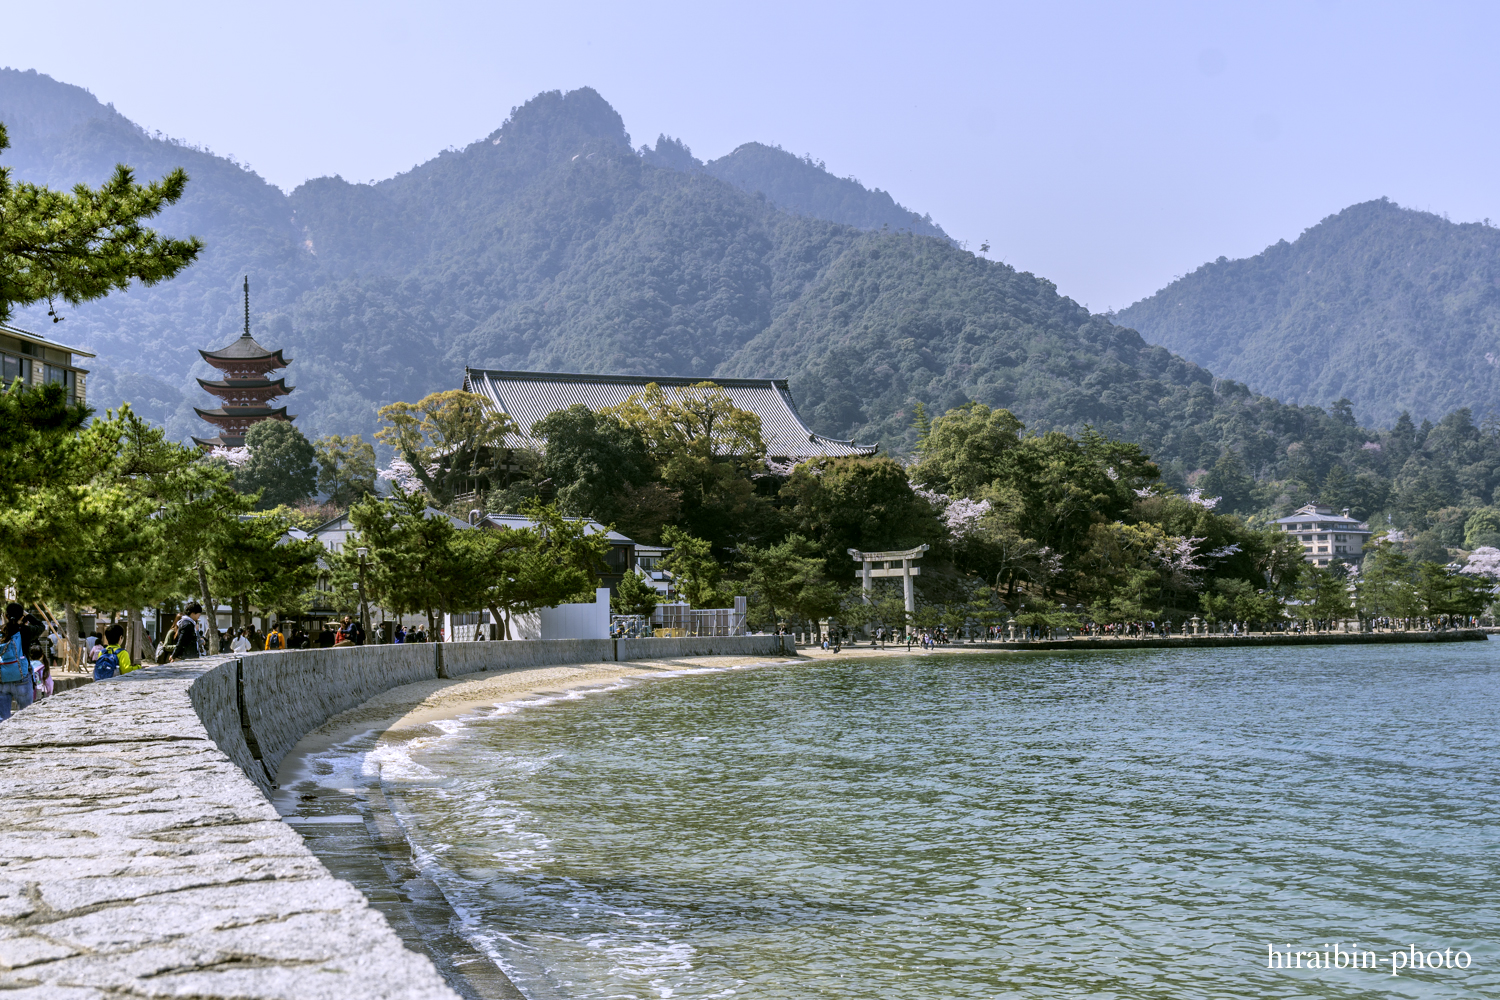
<box><xmin>788</xmin><ymin>628</ymin><xmax>1491</xmax><ymax>654</ymax></box>
<box><xmin>272</xmin><ymin>653</ymin><xmax>809</xmax><ymax>1000</ymax></box>
<box><xmin>275</xmin><ymin>652</ymin><xmax>808</xmax><ymax>777</ymax></box>
<box><xmin>269</xmin><ymin>638</ymin><xmax>1489</xmax><ymax>997</ymax></box>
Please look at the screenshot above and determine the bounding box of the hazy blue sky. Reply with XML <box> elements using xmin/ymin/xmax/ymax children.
<box><xmin>5</xmin><ymin>1</ymin><xmax>1497</xmax><ymax>310</ymax></box>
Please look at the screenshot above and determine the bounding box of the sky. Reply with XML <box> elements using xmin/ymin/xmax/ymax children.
<box><xmin>4</xmin><ymin>0</ymin><xmax>1498</xmax><ymax>311</ymax></box>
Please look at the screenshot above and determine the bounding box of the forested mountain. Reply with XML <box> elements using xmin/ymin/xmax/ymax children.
<box><xmin>1116</xmin><ymin>199</ymin><xmax>1500</xmax><ymax>428</ymax></box>
<box><xmin>702</xmin><ymin>141</ymin><xmax>947</xmax><ymax>238</ymax></box>
<box><xmin>0</xmin><ymin>69</ymin><xmax>1430</xmax><ymax>492</ymax></box>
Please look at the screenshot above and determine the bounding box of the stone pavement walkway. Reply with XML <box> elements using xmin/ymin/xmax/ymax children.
<box><xmin>0</xmin><ymin>654</ymin><xmax>458</xmax><ymax>1000</ymax></box>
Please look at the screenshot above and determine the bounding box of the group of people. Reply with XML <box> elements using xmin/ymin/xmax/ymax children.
<box><xmin>0</xmin><ymin>603</ymin><xmax>157</xmax><ymax>720</ymax></box>
<box><xmin>0</xmin><ymin>601</ymin><xmax>443</xmax><ymax>726</ymax></box>
<box><xmin>0</xmin><ymin>603</ymin><xmax>52</xmax><ymax>720</ymax></box>
<box><xmin>391</xmin><ymin>623</ymin><xmax>430</xmax><ymax>643</ymax></box>
<box><xmin>171</xmin><ymin>613</ymin><xmax>383</xmax><ymax>655</ymax></box>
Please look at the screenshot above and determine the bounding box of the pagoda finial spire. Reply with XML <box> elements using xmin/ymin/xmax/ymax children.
<box><xmin>243</xmin><ymin>275</ymin><xmax>250</xmax><ymax>338</ymax></box>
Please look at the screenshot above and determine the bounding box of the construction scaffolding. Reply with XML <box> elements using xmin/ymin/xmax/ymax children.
<box><xmin>648</xmin><ymin>596</ymin><xmax>748</xmax><ymax>637</ymax></box>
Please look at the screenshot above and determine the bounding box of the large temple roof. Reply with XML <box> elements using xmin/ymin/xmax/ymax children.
<box><xmin>462</xmin><ymin>368</ymin><xmax>876</xmax><ymax>460</ymax></box>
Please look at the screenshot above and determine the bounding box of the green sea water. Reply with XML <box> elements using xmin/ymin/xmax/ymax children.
<box><xmin>292</xmin><ymin>644</ymin><xmax>1500</xmax><ymax>999</ymax></box>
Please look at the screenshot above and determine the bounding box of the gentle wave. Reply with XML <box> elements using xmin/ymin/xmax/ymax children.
<box><xmin>290</xmin><ymin>646</ymin><xmax>1500</xmax><ymax>999</ymax></box>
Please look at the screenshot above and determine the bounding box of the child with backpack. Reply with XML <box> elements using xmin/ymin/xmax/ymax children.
<box><xmin>28</xmin><ymin>644</ymin><xmax>51</xmax><ymax>700</ymax></box>
<box><xmin>93</xmin><ymin>624</ymin><xmax>133</xmax><ymax>680</ymax></box>
<box><xmin>0</xmin><ymin>606</ymin><xmax>35</xmax><ymax>720</ymax></box>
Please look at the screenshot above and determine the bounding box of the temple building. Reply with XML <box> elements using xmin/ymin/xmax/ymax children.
<box><xmin>461</xmin><ymin>368</ymin><xmax>876</xmax><ymax>461</ymax></box>
<box><xmin>193</xmin><ymin>277</ymin><xmax>295</xmax><ymax>448</ymax></box>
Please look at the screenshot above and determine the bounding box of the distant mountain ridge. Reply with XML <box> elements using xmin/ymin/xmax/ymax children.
<box><xmin>1</xmin><ymin>68</ymin><xmax>1368</xmax><ymax>485</ymax></box>
<box><xmin>1116</xmin><ymin>198</ymin><xmax>1500</xmax><ymax>428</ymax></box>
<box><xmin>642</xmin><ymin>136</ymin><xmax>948</xmax><ymax>239</ymax></box>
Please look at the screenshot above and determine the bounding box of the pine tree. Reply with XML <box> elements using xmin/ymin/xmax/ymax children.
<box><xmin>314</xmin><ymin>434</ymin><xmax>377</xmax><ymax>507</ymax></box>
<box><xmin>0</xmin><ymin>123</ymin><xmax>201</xmax><ymax>323</ymax></box>
<box><xmin>611</xmin><ymin>570</ymin><xmax>659</xmax><ymax>618</ymax></box>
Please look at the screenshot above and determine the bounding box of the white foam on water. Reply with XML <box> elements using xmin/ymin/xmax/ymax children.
<box><xmin>288</xmin><ymin>656</ymin><xmax>802</xmax><ymax>997</ymax></box>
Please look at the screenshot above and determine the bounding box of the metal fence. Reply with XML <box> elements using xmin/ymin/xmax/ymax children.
<box><xmin>650</xmin><ymin>600</ymin><xmax>747</xmax><ymax>637</ymax></box>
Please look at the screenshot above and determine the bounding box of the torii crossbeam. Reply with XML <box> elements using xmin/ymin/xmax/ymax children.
<box><xmin>848</xmin><ymin>544</ymin><xmax>930</xmax><ymax>619</ymax></box>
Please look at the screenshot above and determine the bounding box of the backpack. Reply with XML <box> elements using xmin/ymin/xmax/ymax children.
<box><xmin>0</xmin><ymin>632</ymin><xmax>24</xmax><ymax>684</ymax></box>
<box><xmin>266</xmin><ymin>631</ymin><xmax>283</xmax><ymax>650</ymax></box>
<box><xmin>93</xmin><ymin>645</ymin><xmax>122</xmax><ymax>680</ymax></box>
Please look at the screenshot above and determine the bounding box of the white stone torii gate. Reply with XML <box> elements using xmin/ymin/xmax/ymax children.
<box><xmin>848</xmin><ymin>544</ymin><xmax>930</xmax><ymax>619</ymax></box>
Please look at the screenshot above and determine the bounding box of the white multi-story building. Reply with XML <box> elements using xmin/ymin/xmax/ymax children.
<box><xmin>1272</xmin><ymin>504</ymin><xmax>1373</xmax><ymax>567</ymax></box>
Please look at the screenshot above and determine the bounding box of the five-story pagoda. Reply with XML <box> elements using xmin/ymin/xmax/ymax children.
<box><xmin>192</xmin><ymin>277</ymin><xmax>295</xmax><ymax>448</ymax></box>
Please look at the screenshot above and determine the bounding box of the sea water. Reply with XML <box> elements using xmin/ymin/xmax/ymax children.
<box><xmin>286</xmin><ymin>644</ymin><xmax>1500</xmax><ymax>999</ymax></box>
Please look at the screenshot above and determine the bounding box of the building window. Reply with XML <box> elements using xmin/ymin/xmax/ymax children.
<box><xmin>1334</xmin><ymin>534</ymin><xmax>1346</xmax><ymax>542</ymax></box>
<box><xmin>1</xmin><ymin>354</ymin><xmax>31</xmax><ymax>386</ymax></box>
<box><xmin>1317</xmin><ymin>534</ymin><xmax>1328</xmax><ymax>540</ymax></box>
<box><xmin>1317</xmin><ymin>546</ymin><xmax>1328</xmax><ymax>552</ymax></box>
<box><xmin>43</xmin><ymin>365</ymin><xmax>76</xmax><ymax>401</ymax></box>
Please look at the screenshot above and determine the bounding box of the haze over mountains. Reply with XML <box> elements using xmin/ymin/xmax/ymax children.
<box><xmin>1117</xmin><ymin>199</ymin><xmax>1500</xmax><ymax>429</ymax></box>
<box><xmin>1</xmin><ymin>67</ymin><xmax>1472</xmax><ymax>485</ymax></box>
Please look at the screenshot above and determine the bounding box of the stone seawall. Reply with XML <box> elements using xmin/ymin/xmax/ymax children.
<box><xmin>0</xmin><ymin>635</ymin><xmax>793</xmax><ymax>998</ymax></box>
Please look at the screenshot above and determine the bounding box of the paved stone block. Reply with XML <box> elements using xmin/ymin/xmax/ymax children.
<box><xmin>0</xmin><ymin>654</ymin><xmax>459</xmax><ymax>999</ymax></box>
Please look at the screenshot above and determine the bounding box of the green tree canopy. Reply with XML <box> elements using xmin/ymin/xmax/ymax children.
<box><xmin>0</xmin><ymin>122</ymin><xmax>202</xmax><ymax>323</ymax></box>
<box><xmin>376</xmin><ymin>390</ymin><xmax>517</xmax><ymax>505</ymax></box>
<box><xmin>659</xmin><ymin>526</ymin><xmax>727</xmax><ymax>607</ymax></box>
<box><xmin>740</xmin><ymin>534</ymin><xmax>840</xmax><ymax>630</ymax></box>
<box><xmin>315</xmin><ymin>434</ymin><xmax>377</xmax><ymax>507</ymax></box>
<box><xmin>532</xmin><ymin>404</ymin><xmax>678</xmax><ymax>541</ymax></box>
<box><xmin>780</xmin><ymin>455</ymin><xmax>942</xmax><ymax>581</ymax></box>
<box><xmin>611</xmin><ymin>570</ymin><xmax>659</xmax><ymax>618</ymax></box>
<box><xmin>235</xmin><ymin>420</ymin><xmax>317</xmax><ymax>509</ymax></box>
<box><xmin>466</xmin><ymin>501</ymin><xmax>611</xmax><ymax>635</ymax></box>
<box><xmin>1198</xmin><ymin>450</ymin><xmax>1256</xmax><ymax>514</ymax></box>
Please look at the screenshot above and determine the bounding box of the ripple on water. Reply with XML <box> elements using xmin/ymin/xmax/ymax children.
<box><xmin>296</xmin><ymin>644</ymin><xmax>1500</xmax><ymax>999</ymax></box>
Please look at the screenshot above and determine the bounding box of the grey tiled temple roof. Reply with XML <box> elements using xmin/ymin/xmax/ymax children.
<box><xmin>462</xmin><ymin>368</ymin><xmax>876</xmax><ymax>460</ymax></box>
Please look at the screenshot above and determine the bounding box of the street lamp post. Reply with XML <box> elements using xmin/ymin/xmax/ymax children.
<box><xmin>356</xmin><ymin>546</ymin><xmax>370</xmax><ymax>642</ymax></box>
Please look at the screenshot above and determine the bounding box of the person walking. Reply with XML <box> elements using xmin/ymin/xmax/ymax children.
<box><xmin>0</xmin><ymin>605</ymin><xmax>36</xmax><ymax>720</ymax></box>
<box><xmin>264</xmin><ymin>623</ymin><xmax>285</xmax><ymax>650</ymax></box>
<box><xmin>317</xmin><ymin>623</ymin><xmax>336</xmax><ymax>648</ymax></box>
<box><xmin>230</xmin><ymin>628</ymin><xmax>252</xmax><ymax>653</ymax></box>
<box><xmin>170</xmin><ymin>603</ymin><xmax>205</xmax><ymax>661</ymax></box>
<box><xmin>94</xmin><ymin>623</ymin><xmax>134</xmax><ymax>679</ymax></box>
<box><xmin>28</xmin><ymin>644</ymin><xmax>51</xmax><ymax>700</ymax></box>
<box><xmin>44</xmin><ymin>623</ymin><xmax>62</xmax><ymax>668</ymax></box>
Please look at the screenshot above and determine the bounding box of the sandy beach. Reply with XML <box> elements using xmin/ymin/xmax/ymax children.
<box><xmin>274</xmin><ymin>652</ymin><xmax>816</xmax><ymax>783</ymax></box>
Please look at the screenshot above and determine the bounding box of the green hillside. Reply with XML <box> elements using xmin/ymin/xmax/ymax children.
<box><xmin>1115</xmin><ymin>198</ymin><xmax>1500</xmax><ymax>428</ymax></box>
<box><xmin>0</xmin><ymin>70</ymin><xmax>1396</xmax><ymax>486</ymax></box>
